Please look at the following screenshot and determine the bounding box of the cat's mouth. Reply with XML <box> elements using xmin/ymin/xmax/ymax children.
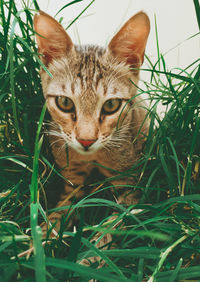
<box><xmin>78</xmin><ymin>146</ymin><xmax>95</xmax><ymax>155</ymax></box>
<box><xmin>74</xmin><ymin>145</ymin><xmax>100</xmax><ymax>155</ymax></box>
<box><xmin>70</xmin><ymin>138</ymin><xmax>101</xmax><ymax>155</ymax></box>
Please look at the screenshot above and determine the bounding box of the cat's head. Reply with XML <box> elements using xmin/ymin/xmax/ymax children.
<box><xmin>34</xmin><ymin>11</ymin><xmax>150</xmax><ymax>155</ymax></box>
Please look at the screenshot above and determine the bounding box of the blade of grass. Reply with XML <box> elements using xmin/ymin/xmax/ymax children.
<box><xmin>137</xmin><ymin>258</ymin><xmax>144</xmax><ymax>282</ymax></box>
<box><xmin>79</xmin><ymin>236</ymin><xmax>126</xmax><ymax>279</ymax></box>
<box><xmin>154</xmin><ymin>13</ymin><xmax>160</xmax><ymax>81</ymax></box>
<box><xmin>9</xmin><ymin>13</ymin><xmax>23</xmax><ymax>144</ymax></box>
<box><xmin>55</xmin><ymin>0</ymin><xmax>84</xmax><ymax>16</ymax></box>
<box><xmin>66</xmin><ymin>0</ymin><xmax>95</xmax><ymax>30</ymax></box>
<box><xmin>30</xmin><ymin>203</ymin><xmax>46</xmax><ymax>282</ymax></box>
<box><xmin>156</xmin><ymin>265</ymin><xmax>200</xmax><ymax>280</ymax></box>
<box><xmin>66</xmin><ymin>210</ymin><xmax>84</xmax><ymax>279</ymax></box>
<box><xmin>147</xmin><ymin>235</ymin><xmax>188</xmax><ymax>282</ymax></box>
<box><xmin>86</xmin><ymin>226</ymin><xmax>169</xmax><ymax>241</ymax></box>
<box><xmin>102</xmin><ymin>248</ymin><xmax>161</xmax><ymax>260</ymax></box>
<box><xmin>167</xmin><ymin>137</ymin><xmax>181</xmax><ymax>193</ymax></box>
<box><xmin>17</xmin><ymin>37</ymin><xmax>53</xmax><ymax>78</ymax></box>
<box><xmin>30</xmin><ymin>103</ymin><xmax>46</xmax><ymax>203</ymax></box>
<box><xmin>168</xmin><ymin>258</ymin><xmax>183</xmax><ymax>282</ymax></box>
<box><xmin>45</xmin><ymin>257</ymin><xmax>133</xmax><ymax>282</ymax></box>
<box><xmin>193</xmin><ymin>0</ymin><xmax>200</xmax><ymax>30</ymax></box>
<box><xmin>33</xmin><ymin>0</ymin><xmax>40</xmax><ymax>11</ymax></box>
<box><xmin>159</xmin><ymin>143</ymin><xmax>176</xmax><ymax>192</ymax></box>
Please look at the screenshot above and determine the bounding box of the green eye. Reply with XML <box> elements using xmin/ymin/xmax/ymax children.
<box><xmin>55</xmin><ymin>96</ymin><xmax>75</xmax><ymax>113</ymax></box>
<box><xmin>102</xmin><ymin>99</ymin><xmax>122</xmax><ymax>115</ymax></box>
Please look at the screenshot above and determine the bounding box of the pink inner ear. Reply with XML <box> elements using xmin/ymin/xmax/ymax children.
<box><xmin>111</xmin><ymin>41</ymin><xmax>142</xmax><ymax>68</ymax></box>
<box><xmin>34</xmin><ymin>11</ymin><xmax>73</xmax><ymax>64</ymax></box>
<box><xmin>108</xmin><ymin>12</ymin><xmax>150</xmax><ymax>69</ymax></box>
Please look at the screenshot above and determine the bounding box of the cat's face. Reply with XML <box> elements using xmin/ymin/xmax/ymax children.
<box><xmin>34</xmin><ymin>11</ymin><xmax>150</xmax><ymax>155</ymax></box>
<box><xmin>43</xmin><ymin>47</ymin><xmax>137</xmax><ymax>155</ymax></box>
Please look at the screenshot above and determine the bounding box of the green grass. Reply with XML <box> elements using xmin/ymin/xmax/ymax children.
<box><xmin>0</xmin><ymin>0</ymin><xmax>200</xmax><ymax>281</ymax></box>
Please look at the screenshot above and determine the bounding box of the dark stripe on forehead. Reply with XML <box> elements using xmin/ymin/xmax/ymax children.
<box><xmin>74</xmin><ymin>45</ymin><xmax>109</xmax><ymax>94</ymax></box>
<box><xmin>113</xmin><ymin>87</ymin><xmax>118</xmax><ymax>94</ymax></box>
<box><xmin>103</xmin><ymin>84</ymin><xmax>108</xmax><ymax>96</ymax></box>
<box><xmin>71</xmin><ymin>81</ymin><xmax>75</xmax><ymax>94</ymax></box>
<box><xmin>62</xmin><ymin>84</ymin><xmax>65</xmax><ymax>92</ymax></box>
<box><xmin>95</xmin><ymin>73</ymin><xmax>103</xmax><ymax>91</ymax></box>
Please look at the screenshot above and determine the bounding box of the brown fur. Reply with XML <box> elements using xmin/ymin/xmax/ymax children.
<box><xmin>34</xmin><ymin>11</ymin><xmax>150</xmax><ymax>233</ymax></box>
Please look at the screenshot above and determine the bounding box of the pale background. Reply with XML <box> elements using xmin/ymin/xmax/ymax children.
<box><xmin>36</xmin><ymin>0</ymin><xmax>199</xmax><ymax>70</ymax></box>
<box><xmin>17</xmin><ymin>0</ymin><xmax>200</xmax><ymax>93</ymax></box>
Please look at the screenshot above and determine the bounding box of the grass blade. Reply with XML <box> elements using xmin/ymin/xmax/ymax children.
<box><xmin>31</xmin><ymin>203</ymin><xmax>46</xmax><ymax>282</ymax></box>
<box><xmin>55</xmin><ymin>0</ymin><xmax>84</xmax><ymax>16</ymax></box>
<box><xmin>45</xmin><ymin>257</ymin><xmax>132</xmax><ymax>282</ymax></box>
<box><xmin>30</xmin><ymin>103</ymin><xmax>46</xmax><ymax>203</ymax></box>
<box><xmin>193</xmin><ymin>0</ymin><xmax>200</xmax><ymax>30</ymax></box>
<box><xmin>66</xmin><ymin>0</ymin><xmax>95</xmax><ymax>29</ymax></box>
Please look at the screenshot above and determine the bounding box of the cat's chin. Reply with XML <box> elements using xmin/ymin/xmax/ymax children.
<box><xmin>70</xmin><ymin>144</ymin><xmax>101</xmax><ymax>156</ymax></box>
<box><xmin>75</xmin><ymin>148</ymin><xmax>99</xmax><ymax>156</ymax></box>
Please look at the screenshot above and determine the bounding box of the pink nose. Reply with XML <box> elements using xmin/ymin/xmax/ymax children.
<box><xmin>78</xmin><ymin>139</ymin><xmax>96</xmax><ymax>148</ymax></box>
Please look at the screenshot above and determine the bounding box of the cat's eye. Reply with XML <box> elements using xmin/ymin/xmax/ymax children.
<box><xmin>102</xmin><ymin>99</ymin><xmax>122</xmax><ymax>115</ymax></box>
<box><xmin>55</xmin><ymin>96</ymin><xmax>75</xmax><ymax>113</ymax></box>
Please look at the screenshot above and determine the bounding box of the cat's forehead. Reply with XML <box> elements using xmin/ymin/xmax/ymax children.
<box><xmin>45</xmin><ymin>45</ymin><xmax>134</xmax><ymax>102</ymax></box>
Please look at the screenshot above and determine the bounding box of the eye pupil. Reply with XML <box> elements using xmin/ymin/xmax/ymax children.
<box><xmin>56</xmin><ymin>96</ymin><xmax>75</xmax><ymax>113</ymax></box>
<box><xmin>107</xmin><ymin>100</ymin><xmax>113</xmax><ymax>109</ymax></box>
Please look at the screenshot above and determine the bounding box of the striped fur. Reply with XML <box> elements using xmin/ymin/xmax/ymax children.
<box><xmin>34</xmin><ymin>10</ymin><xmax>150</xmax><ymax>234</ymax></box>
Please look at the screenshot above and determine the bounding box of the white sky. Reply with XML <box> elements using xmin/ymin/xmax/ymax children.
<box><xmin>37</xmin><ymin>0</ymin><xmax>199</xmax><ymax>71</ymax></box>
<box><xmin>14</xmin><ymin>0</ymin><xmax>199</xmax><ymax>97</ymax></box>
<box><xmin>32</xmin><ymin>0</ymin><xmax>199</xmax><ymax>113</ymax></box>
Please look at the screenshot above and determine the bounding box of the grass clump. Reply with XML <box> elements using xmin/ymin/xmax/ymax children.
<box><xmin>0</xmin><ymin>0</ymin><xmax>200</xmax><ymax>281</ymax></box>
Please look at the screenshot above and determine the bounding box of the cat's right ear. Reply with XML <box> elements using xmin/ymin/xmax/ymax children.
<box><xmin>108</xmin><ymin>12</ymin><xmax>150</xmax><ymax>71</ymax></box>
<box><xmin>34</xmin><ymin>11</ymin><xmax>73</xmax><ymax>65</ymax></box>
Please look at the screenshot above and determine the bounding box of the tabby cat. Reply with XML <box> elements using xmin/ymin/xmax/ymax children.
<box><xmin>34</xmin><ymin>10</ymin><xmax>150</xmax><ymax>234</ymax></box>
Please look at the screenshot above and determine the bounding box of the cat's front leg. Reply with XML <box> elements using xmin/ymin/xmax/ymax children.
<box><xmin>41</xmin><ymin>167</ymin><xmax>87</xmax><ymax>238</ymax></box>
<box><xmin>99</xmin><ymin>162</ymin><xmax>141</xmax><ymax>206</ymax></box>
<box><xmin>41</xmin><ymin>183</ymin><xmax>74</xmax><ymax>237</ymax></box>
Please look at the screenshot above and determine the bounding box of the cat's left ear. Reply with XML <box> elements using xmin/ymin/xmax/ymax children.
<box><xmin>34</xmin><ymin>11</ymin><xmax>73</xmax><ymax>65</ymax></box>
<box><xmin>108</xmin><ymin>12</ymin><xmax>150</xmax><ymax>71</ymax></box>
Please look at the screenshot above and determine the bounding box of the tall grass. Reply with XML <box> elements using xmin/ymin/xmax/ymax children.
<box><xmin>0</xmin><ymin>0</ymin><xmax>200</xmax><ymax>281</ymax></box>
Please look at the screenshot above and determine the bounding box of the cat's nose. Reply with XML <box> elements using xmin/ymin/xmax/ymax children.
<box><xmin>78</xmin><ymin>139</ymin><xmax>96</xmax><ymax>148</ymax></box>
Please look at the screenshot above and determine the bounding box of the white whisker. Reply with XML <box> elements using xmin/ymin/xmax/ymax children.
<box><xmin>49</xmin><ymin>137</ymin><xmax>64</xmax><ymax>148</ymax></box>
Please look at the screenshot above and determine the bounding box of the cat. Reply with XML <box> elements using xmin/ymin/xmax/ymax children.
<box><xmin>34</xmin><ymin>10</ymin><xmax>150</xmax><ymax>236</ymax></box>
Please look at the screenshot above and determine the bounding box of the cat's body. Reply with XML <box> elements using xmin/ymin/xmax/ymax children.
<box><xmin>34</xmin><ymin>11</ymin><xmax>150</xmax><ymax>232</ymax></box>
